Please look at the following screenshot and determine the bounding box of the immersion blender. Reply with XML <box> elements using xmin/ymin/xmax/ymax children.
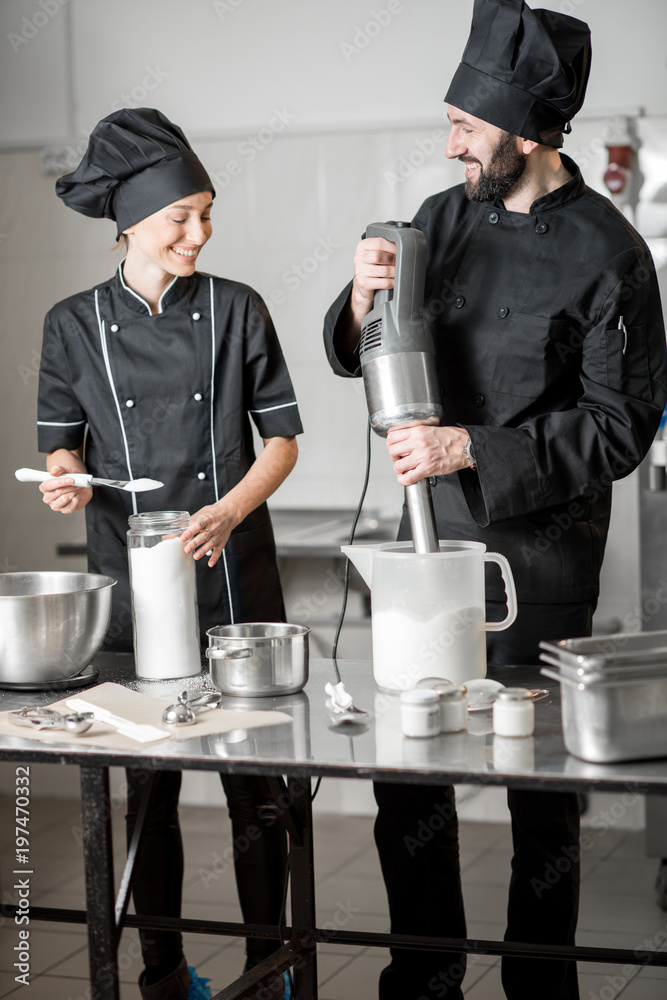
<box><xmin>358</xmin><ymin>221</ymin><xmax>443</xmax><ymax>553</ymax></box>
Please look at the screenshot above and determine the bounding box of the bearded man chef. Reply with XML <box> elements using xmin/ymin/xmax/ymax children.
<box><xmin>324</xmin><ymin>1</ymin><xmax>667</xmax><ymax>998</ymax></box>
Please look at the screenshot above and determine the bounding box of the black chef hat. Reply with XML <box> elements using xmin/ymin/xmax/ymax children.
<box><xmin>445</xmin><ymin>0</ymin><xmax>591</xmax><ymax>147</ymax></box>
<box><xmin>56</xmin><ymin>108</ymin><xmax>215</xmax><ymax>235</ymax></box>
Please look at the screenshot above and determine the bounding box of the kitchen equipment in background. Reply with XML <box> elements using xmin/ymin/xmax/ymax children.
<box><xmin>540</xmin><ymin>629</ymin><xmax>667</xmax><ymax>762</ymax></box>
<box><xmin>358</xmin><ymin>221</ymin><xmax>442</xmax><ymax>553</ymax></box>
<box><xmin>343</xmin><ymin>541</ymin><xmax>516</xmax><ymax>692</ymax></box>
<box><xmin>0</xmin><ymin>571</ymin><xmax>115</xmax><ymax>688</ymax></box>
<box><xmin>206</xmin><ymin>623</ymin><xmax>310</xmax><ymax>696</ymax></box>
<box><xmin>603</xmin><ymin>115</ymin><xmax>640</xmax><ymax>224</ymax></box>
<box><xmin>15</xmin><ymin>468</ymin><xmax>163</xmax><ymax>492</ymax></box>
<box><xmin>127</xmin><ymin>511</ymin><xmax>201</xmax><ymax>680</ymax></box>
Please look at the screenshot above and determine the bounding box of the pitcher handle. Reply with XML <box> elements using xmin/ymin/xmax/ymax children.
<box><xmin>483</xmin><ymin>552</ymin><xmax>518</xmax><ymax>632</ymax></box>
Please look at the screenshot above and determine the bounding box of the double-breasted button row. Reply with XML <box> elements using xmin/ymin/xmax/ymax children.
<box><xmin>486</xmin><ymin>211</ymin><xmax>549</xmax><ymax>234</ymax></box>
<box><xmin>124</xmin><ymin>396</ymin><xmax>204</xmax><ymax>406</ymax></box>
<box><xmin>110</xmin><ymin>315</ymin><xmax>203</xmax><ymax>330</ymax></box>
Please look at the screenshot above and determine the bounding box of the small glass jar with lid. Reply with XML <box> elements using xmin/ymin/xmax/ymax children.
<box><xmin>127</xmin><ymin>511</ymin><xmax>201</xmax><ymax>680</ymax></box>
<box><xmin>492</xmin><ymin>687</ymin><xmax>535</xmax><ymax>737</ymax></box>
<box><xmin>400</xmin><ymin>689</ymin><xmax>441</xmax><ymax>738</ymax></box>
<box><xmin>438</xmin><ymin>685</ymin><xmax>469</xmax><ymax>733</ymax></box>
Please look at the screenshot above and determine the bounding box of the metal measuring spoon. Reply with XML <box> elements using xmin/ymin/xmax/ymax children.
<box><xmin>162</xmin><ymin>690</ymin><xmax>222</xmax><ymax>727</ymax></box>
<box><xmin>9</xmin><ymin>707</ymin><xmax>95</xmax><ymax>734</ymax></box>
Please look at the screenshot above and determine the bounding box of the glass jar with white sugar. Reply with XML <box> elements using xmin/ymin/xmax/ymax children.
<box><xmin>127</xmin><ymin>511</ymin><xmax>202</xmax><ymax>680</ymax></box>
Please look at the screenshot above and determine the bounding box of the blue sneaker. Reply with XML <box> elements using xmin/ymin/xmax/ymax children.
<box><xmin>188</xmin><ymin>966</ymin><xmax>213</xmax><ymax>1000</ymax></box>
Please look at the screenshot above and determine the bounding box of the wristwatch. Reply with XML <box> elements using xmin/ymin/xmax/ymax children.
<box><xmin>462</xmin><ymin>435</ymin><xmax>477</xmax><ymax>470</ymax></box>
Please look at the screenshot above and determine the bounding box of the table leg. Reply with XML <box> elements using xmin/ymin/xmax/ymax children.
<box><xmin>287</xmin><ymin>776</ymin><xmax>317</xmax><ymax>997</ymax></box>
<box><xmin>80</xmin><ymin>765</ymin><xmax>119</xmax><ymax>1000</ymax></box>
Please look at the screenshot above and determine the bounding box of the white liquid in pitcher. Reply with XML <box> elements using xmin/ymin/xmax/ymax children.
<box><xmin>129</xmin><ymin>536</ymin><xmax>201</xmax><ymax>679</ymax></box>
<box><xmin>372</xmin><ymin>605</ymin><xmax>486</xmax><ymax>691</ymax></box>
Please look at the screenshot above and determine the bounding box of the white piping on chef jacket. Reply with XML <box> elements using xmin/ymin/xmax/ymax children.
<box><xmin>118</xmin><ymin>262</ymin><xmax>177</xmax><ymax>315</ymax></box>
<box><xmin>209</xmin><ymin>278</ymin><xmax>235</xmax><ymax>623</ymax></box>
<box><xmin>37</xmin><ymin>419</ymin><xmax>86</xmax><ymax>426</ymax></box>
<box><xmin>249</xmin><ymin>402</ymin><xmax>298</xmax><ymax>414</ymax></box>
<box><xmin>95</xmin><ymin>289</ymin><xmax>138</xmax><ymax>516</ymax></box>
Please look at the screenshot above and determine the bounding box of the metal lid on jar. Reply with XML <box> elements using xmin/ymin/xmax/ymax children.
<box><xmin>128</xmin><ymin>510</ymin><xmax>190</xmax><ymax>531</ymax></box>
<box><xmin>495</xmin><ymin>687</ymin><xmax>533</xmax><ymax>701</ymax></box>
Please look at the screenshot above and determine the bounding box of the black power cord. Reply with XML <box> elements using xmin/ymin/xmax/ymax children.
<box><xmin>331</xmin><ymin>417</ymin><xmax>373</xmax><ymax>668</ymax></box>
<box><xmin>310</xmin><ymin>418</ymin><xmax>373</xmax><ymax>807</ymax></box>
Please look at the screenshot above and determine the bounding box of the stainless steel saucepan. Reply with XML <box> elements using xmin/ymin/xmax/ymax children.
<box><xmin>206</xmin><ymin>623</ymin><xmax>310</xmax><ymax>697</ymax></box>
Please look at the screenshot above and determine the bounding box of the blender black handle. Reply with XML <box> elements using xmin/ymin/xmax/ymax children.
<box><xmin>365</xmin><ymin>221</ymin><xmax>428</xmax><ymax>343</ymax></box>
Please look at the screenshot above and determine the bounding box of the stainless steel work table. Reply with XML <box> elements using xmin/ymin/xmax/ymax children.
<box><xmin>2</xmin><ymin>656</ymin><xmax>667</xmax><ymax>999</ymax></box>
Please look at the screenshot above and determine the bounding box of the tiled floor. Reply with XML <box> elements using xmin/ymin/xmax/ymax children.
<box><xmin>2</xmin><ymin>793</ymin><xmax>667</xmax><ymax>999</ymax></box>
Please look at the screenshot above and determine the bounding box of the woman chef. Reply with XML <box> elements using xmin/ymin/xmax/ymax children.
<box><xmin>37</xmin><ymin>108</ymin><xmax>302</xmax><ymax>1000</ymax></box>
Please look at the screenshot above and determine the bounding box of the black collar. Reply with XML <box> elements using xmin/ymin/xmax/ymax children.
<box><xmin>111</xmin><ymin>261</ymin><xmax>192</xmax><ymax>316</ymax></box>
<box><xmin>492</xmin><ymin>153</ymin><xmax>586</xmax><ymax>216</ymax></box>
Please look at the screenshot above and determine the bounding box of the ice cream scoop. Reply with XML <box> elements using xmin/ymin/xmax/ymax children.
<box><xmin>162</xmin><ymin>691</ymin><xmax>222</xmax><ymax>727</ymax></box>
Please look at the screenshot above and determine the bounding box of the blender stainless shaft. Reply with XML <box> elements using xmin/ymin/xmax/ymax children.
<box><xmin>406</xmin><ymin>480</ymin><xmax>439</xmax><ymax>553</ymax></box>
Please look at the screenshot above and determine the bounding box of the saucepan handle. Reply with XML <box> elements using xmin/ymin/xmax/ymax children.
<box><xmin>483</xmin><ymin>552</ymin><xmax>518</xmax><ymax>632</ymax></box>
<box><xmin>206</xmin><ymin>647</ymin><xmax>253</xmax><ymax>660</ymax></box>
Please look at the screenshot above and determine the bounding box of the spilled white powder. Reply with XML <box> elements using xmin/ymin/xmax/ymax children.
<box><xmin>129</xmin><ymin>536</ymin><xmax>202</xmax><ymax>679</ymax></box>
<box><xmin>371</xmin><ymin>605</ymin><xmax>486</xmax><ymax>692</ymax></box>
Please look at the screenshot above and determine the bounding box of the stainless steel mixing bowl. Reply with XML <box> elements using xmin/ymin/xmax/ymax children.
<box><xmin>206</xmin><ymin>622</ymin><xmax>310</xmax><ymax>696</ymax></box>
<box><xmin>0</xmin><ymin>572</ymin><xmax>116</xmax><ymax>685</ymax></box>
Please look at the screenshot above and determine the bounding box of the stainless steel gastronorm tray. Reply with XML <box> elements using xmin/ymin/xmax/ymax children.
<box><xmin>539</xmin><ymin>631</ymin><xmax>667</xmax><ymax>672</ymax></box>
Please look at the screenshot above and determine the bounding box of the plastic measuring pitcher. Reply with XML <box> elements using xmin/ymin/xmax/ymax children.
<box><xmin>342</xmin><ymin>540</ymin><xmax>517</xmax><ymax>692</ymax></box>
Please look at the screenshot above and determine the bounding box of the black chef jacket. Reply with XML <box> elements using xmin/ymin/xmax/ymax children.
<box><xmin>38</xmin><ymin>265</ymin><xmax>303</xmax><ymax>648</ymax></box>
<box><xmin>324</xmin><ymin>155</ymin><xmax>667</xmax><ymax>604</ymax></box>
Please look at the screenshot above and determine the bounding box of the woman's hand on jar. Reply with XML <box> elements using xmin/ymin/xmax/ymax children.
<box><xmin>39</xmin><ymin>465</ymin><xmax>93</xmax><ymax>514</ymax></box>
<box><xmin>181</xmin><ymin>502</ymin><xmax>241</xmax><ymax>567</ymax></box>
